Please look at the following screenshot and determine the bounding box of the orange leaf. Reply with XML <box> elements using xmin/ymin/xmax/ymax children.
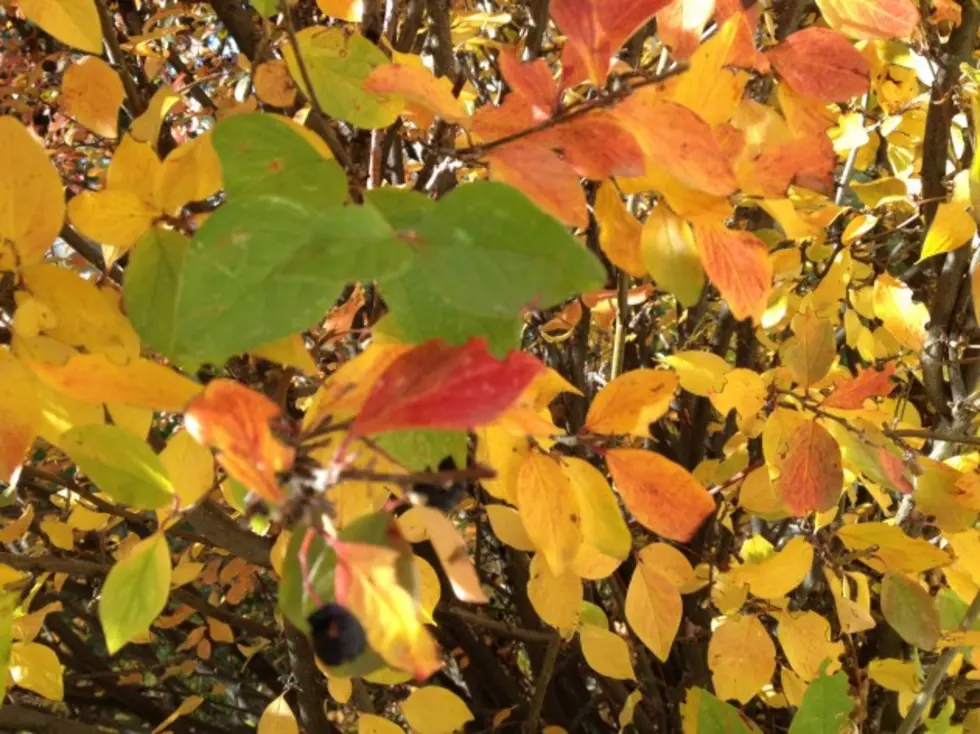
<box><xmin>692</xmin><ymin>224</ymin><xmax>773</xmax><ymax>322</ymax></box>
<box><xmin>821</xmin><ymin>363</ymin><xmax>897</xmax><ymax>409</ymax></box>
<box><xmin>605</xmin><ymin>448</ymin><xmax>715</xmax><ymax>542</ymax></box>
<box><xmin>584</xmin><ymin>369</ymin><xmax>678</xmax><ymax>437</ymax></box>
<box><xmin>184</xmin><ymin>379</ymin><xmax>294</xmax><ymax>504</ymax></box>
<box><xmin>497</xmin><ymin>47</ymin><xmax>557</xmax><ymax>119</ymax></box>
<box><xmin>471</xmin><ymin>95</ymin><xmax>536</xmax><ymax>142</ymax></box>
<box><xmin>770</xmin><ymin>419</ymin><xmax>843</xmax><ymax>515</ymax></box>
<box><xmin>613</xmin><ymin>95</ymin><xmax>738</xmax><ymax>196</ymax></box>
<box><xmin>657</xmin><ymin>0</ymin><xmax>716</xmax><ymax>60</ymax></box>
<box><xmin>404</xmin><ymin>506</ymin><xmax>488</xmax><ymax>604</ymax></box>
<box><xmin>363</xmin><ymin>64</ymin><xmax>469</xmax><ymax>124</ymax></box>
<box><xmin>766</xmin><ymin>28</ymin><xmax>870</xmax><ymax>102</ymax></box>
<box><xmin>0</xmin><ymin>353</ymin><xmax>40</xmax><ymax>483</ymax></box>
<box><xmin>350</xmin><ymin>339</ymin><xmax>545</xmax><ymax>436</ymax></box>
<box><xmin>537</xmin><ymin>110</ymin><xmax>646</xmax><ymax>179</ymax></box>
<box><xmin>594</xmin><ymin>182</ymin><xmax>646</xmax><ymax>275</ymax></box>
<box><xmin>815</xmin><ymin>0</ymin><xmax>920</xmax><ymax>40</ymax></box>
<box><xmin>736</xmin><ymin>134</ymin><xmax>836</xmax><ymax>197</ymax></box>
<box><xmin>487</xmin><ymin>144</ymin><xmax>588</xmax><ymax>228</ymax></box>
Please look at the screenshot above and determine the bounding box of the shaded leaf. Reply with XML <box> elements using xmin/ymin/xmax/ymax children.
<box><xmin>881</xmin><ymin>572</ymin><xmax>940</xmax><ymax>650</ymax></box>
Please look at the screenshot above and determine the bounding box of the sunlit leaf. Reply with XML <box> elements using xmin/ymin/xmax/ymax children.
<box><xmin>583</xmin><ymin>369</ymin><xmax>678</xmax><ymax>438</ymax></box>
<box><xmin>766</xmin><ymin>28</ymin><xmax>869</xmax><ymax>102</ymax></box>
<box><xmin>9</xmin><ymin>641</ymin><xmax>63</xmax><ymax>701</ymax></box>
<box><xmin>400</xmin><ymin>686</ymin><xmax>474</xmax><ymax>734</ymax></box>
<box><xmin>19</xmin><ymin>0</ymin><xmax>102</xmax><ymax>53</ymax></box>
<box><xmin>258</xmin><ymin>694</ymin><xmax>299</xmax><ymax>734</ymax></box>
<box><xmin>708</xmin><ymin>615</ymin><xmax>775</xmax><ymax>703</ymax></box>
<box><xmin>99</xmin><ymin>533</ymin><xmax>171</xmax><ymax>654</ymax></box>
<box><xmin>625</xmin><ymin>550</ymin><xmax>682</xmax><ymax>661</ymax></box>
<box><xmin>517</xmin><ymin>452</ymin><xmax>582</xmax><ymax>575</ymax></box>
<box><xmin>60</xmin><ymin>56</ymin><xmax>124</xmax><ymax>138</ymax></box>
<box><xmin>787</xmin><ymin>669</ymin><xmax>856</xmax><ymax>734</ymax></box>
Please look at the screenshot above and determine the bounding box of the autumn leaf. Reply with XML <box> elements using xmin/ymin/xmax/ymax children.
<box><xmin>625</xmin><ymin>551</ymin><xmax>682</xmax><ymax>661</ymax></box>
<box><xmin>708</xmin><ymin>615</ymin><xmax>776</xmax><ymax>703</ymax></box>
<box><xmin>815</xmin><ymin>0</ymin><xmax>920</xmax><ymax>40</ymax></box>
<box><xmin>487</xmin><ymin>144</ymin><xmax>588</xmax><ymax>228</ymax></box>
<box><xmin>363</xmin><ymin>64</ymin><xmax>469</xmax><ymax>125</ymax></box>
<box><xmin>516</xmin><ymin>452</ymin><xmax>583</xmax><ymax>575</ymax></box>
<box><xmin>60</xmin><ymin>56</ymin><xmax>125</xmax><ymax>138</ymax></box>
<box><xmin>821</xmin><ymin>362</ymin><xmax>897</xmax><ymax>409</ymax></box>
<box><xmin>880</xmin><ymin>572</ymin><xmax>940</xmax><ymax>650</ymax></box>
<box><xmin>351</xmin><ymin>339</ymin><xmax>545</xmax><ymax>436</ymax></box>
<box><xmin>497</xmin><ymin>47</ymin><xmax>558</xmax><ymax>118</ymax></box>
<box><xmin>184</xmin><ymin>379</ymin><xmax>295</xmax><ymax>504</ymax></box>
<box><xmin>919</xmin><ymin>200</ymin><xmax>977</xmax><ymax>261</ymax></box>
<box><xmin>657</xmin><ymin>0</ymin><xmax>716</xmax><ymax>60</ymax></box>
<box><xmin>18</xmin><ymin>0</ymin><xmax>102</xmax><ymax>54</ymax></box>
<box><xmin>583</xmin><ymin>369</ymin><xmax>678</xmax><ymax>437</ymax></box>
<box><xmin>766</xmin><ymin>28</ymin><xmax>870</xmax><ymax>102</ymax></box>
<box><xmin>605</xmin><ymin>448</ymin><xmax>715</xmax><ymax>542</ymax></box>
<box><xmin>766</xmin><ymin>417</ymin><xmax>844</xmax><ymax>515</ymax></box>
<box><xmin>693</xmin><ymin>223</ymin><xmax>773</xmax><ymax>322</ymax></box>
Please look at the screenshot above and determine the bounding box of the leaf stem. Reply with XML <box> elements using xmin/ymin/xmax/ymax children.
<box><xmin>610</xmin><ymin>270</ymin><xmax>629</xmax><ymax>380</ymax></box>
<box><xmin>896</xmin><ymin>591</ymin><xmax>980</xmax><ymax>734</ymax></box>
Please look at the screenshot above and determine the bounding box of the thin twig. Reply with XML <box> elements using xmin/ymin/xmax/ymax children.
<box><xmin>94</xmin><ymin>0</ymin><xmax>144</xmax><ymax>116</ymax></box>
<box><xmin>524</xmin><ymin>632</ymin><xmax>561</xmax><ymax>734</ymax></box>
<box><xmin>610</xmin><ymin>271</ymin><xmax>629</xmax><ymax>380</ymax></box>
<box><xmin>441</xmin><ymin>606</ymin><xmax>554</xmax><ymax>643</ymax></box>
<box><xmin>884</xmin><ymin>427</ymin><xmax>980</xmax><ymax>447</ymax></box>
<box><xmin>897</xmin><ymin>591</ymin><xmax>980</xmax><ymax>734</ymax></box>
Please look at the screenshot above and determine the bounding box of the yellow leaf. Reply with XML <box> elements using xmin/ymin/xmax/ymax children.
<box><xmin>254</xmin><ymin>60</ymin><xmax>298</xmax><ymax>107</ymax></box>
<box><xmin>33</xmin><ymin>378</ymin><xmax>105</xmax><ymax>445</ymax></box>
<box><xmin>915</xmin><ymin>458</ymin><xmax>978</xmax><ymax>533</ymax></box>
<box><xmin>130</xmin><ymin>86</ymin><xmax>182</xmax><ymax>145</ymax></box>
<box><xmin>327</xmin><ymin>675</ymin><xmax>352</xmax><ymax>703</ymax></box>
<box><xmin>708</xmin><ymin>368</ymin><xmax>767</xmax><ymax>424</ymax></box>
<box><xmin>948</xmin><ymin>530</ymin><xmax>980</xmax><ymax>588</ymax></box>
<box><xmin>107</xmin><ymin>135</ymin><xmax>163</xmax><ymax>209</ymax></box>
<box><xmin>160</xmin><ymin>430</ymin><xmax>215</xmax><ymax>508</ymax></box>
<box><xmin>208</xmin><ymin>618</ymin><xmax>234</xmax><ymax>643</ymax></box>
<box><xmin>39</xmin><ymin>518</ymin><xmax>74</xmax><ymax>551</ymax></box>
<box><xmin>401</xmin><ymin>506</ymin><xmax>487</xmax><ymax>603</ymax></box>
<box><xmin>620</xmin><ymin>690</ymin><xmax>644</xmax><ymax>730</ymax></box>
<box><xmin>475</xmin><ymin>427</ymin><xmax>527</xmax><ymax>503</ymax></box>
<box><xmin>364</xmin><ymin>63</ymin><xmax>469</xmax><ymax>125</ymax></box>
<box><xmin>527</xmin><ymin>553</ymin><xmax>582</xmax><ymax>631</ymax></box>
<box><xmin>22</xmin><ymin>350</ymin><xmax>202</xmax><ymax>412</ymax></box>
<box><xmin>12</xmin><ymin>601</ymin><xmax>63</xmax><ymax>642</ymax></box>
<box><xmin>920</xmin><ymin>200</ymin><xmax>976</xmax><ymax>261</ymax></box>
<box><xmin>583</xmin><ymin>369</ymin><xmax>678</xmax><ymax>438</ymax></box>
<box><xmin>781</xmin><ymin>666</ymin><xmax>808</xmax><ymax>708</ymax></box>
<box><xmin>637</xmin><ymin>542</ymin><xmax>701</xmax><ymax>593</ymax></box>
<box><xmin>625</xmin><ymin>554</ymin><xmax>682</xmax><ymax>661</ymax></box>
<box><xmin>317</xmin><ymin>0</ymin><xmax>364</xmax><ymax>21</ymax></box>
<box><xmin>868</xmin><ymin>658</ymin><xmax>921</xmax><ymax>694</ymax></box>
<box><xmin>413</xmin><ymin>556</ymin><xmax>441</xmax><ymax>625</ymax></box>
<box><xmin>569</xmin><ymin>543</ymin><xmax>623</xmax><ymax>580</ymax></box>
<box><xmin>100</xmin><ymin>533</ymin><xmax>171</xmax><ymax>654</ymax></box>
<box><xmin>152</xmin><ymin>695</ymin><xmax>204</xmax><ymax>734</ymax></box>
<box><xmin>19</xmin><ymin>264</ymin><xmax>141</xmax><ymax>361</ymax></box>
<box><xmin>726</xmin><ymin>536</ymin><xmax>813</xmax><ymax>600</ymax></box>
<box><xmin>560</xmin><ymin>456</ymin><xmax>631</xmax><ymax>561</ymax></box>
<box><xmin>516</xmin><ymin>452</ymin><xmax>582</xmax><ymax>575</ymax></box>
<box><xmin>822</xmin><ymin>567</ymin><xmax>876</xmax><ymax>634</ymax></box>
<box><xmin>67</xmin><ymin>189</ymin><xmax>159</xmax><ymax>250</ymax></box>
<box><xmin>251</xmin><ymin>334</ymin><xmax>318</xmax><ymax>374</ymax></box>
<box><xmin>359</xmin><ymin>713</ymin><xmax>404</xmax><ymax>734</ymax></box>
<box><xmin>580</xmin><ymin>625</ymin><xmax>635</xmax><ymax>680</ymax></box>
<box><xmin>708</xmin><ymin>615</ymin><xmax>775</xmax><ymax>703</ymax></box>
<box><xmin>836</xmin><ymin>522</ymin><xmax>951</xmax><ymax>575</ymax></box>
<box><xmin>258</xmin><ymin>694</ymin><xmax>299</xmax><ymax>734</ymax></box>
<box><xmin>594</xmin><ymin>182</ymin><xmax>646</xmax><ymax>276</ymax></box>
<box><xmin>776</xmin><ymin>611</ymin><xmax>843</xmax><ymax>682</ymax></box>
<box><xmin>0</xmin><ymin>352</ymin><xmax>41</xmax><ymax>482</ymax></box>
<box><xmin>0</xmin><ymin>118</ymin><xmax>66</xmax><ymax>269</ymax></box>
<box><xmin>60</xmin><ymin>56</ymin><xmax>124</xmax><ymax>138</ymax></box>
<box><xmin>660</xmin><ymin>351</ymin><xmax>731</xmax><ymax>396</ymax></box>
<box><xmin>873</xmin><ymin>273</ymin><xmax>928</xmax><ymax>352</ymax></box>
<box><xmin>485</xmin><ymin>504</ymin><xmax>535</xmax><ymax>551</ymax></box>
<box><xmin>67</xmin><ymin>504</ymin><xmax>109</xmax><ymax>532</ymax></box>
<box><xmin>0</xmin><ymin>505</ymin><xmax>34</xmax><ymax>545</ymax></box>
<box><xmin>0</xmin><ymin>564</ymin><xmax>28</xmax><ymax>587</ymax></box>
<box><xmin>156</xmin><ymin>132</ymin><xmax>223</xmax><ymax>215</ymax></box>
<box><xmin>9</xmin><ymin>641</ymin><xmax>63</xmax><ymax>701</ymax></box>
<box><xmin>18</xmin><ymin>0</ymin><xmax>102</xmax><ymax>54</ymax></box>
<box><xmin>781</xmin><ymin>307</ymin><xmax>836</xmax><ymax>388</ymax></box>
<box><xmin>171</xmin><ymin>560</ymin><xmax>204</xmax><ymax>588</ymax></box>
<box><xmin>738</xmin><ymin>466</ymin><xmax>789</xmax><ymax>520</ymax></box>
<box><xmin>400</xmin><ymin>686</ymin><xmax>474</xmax><ymax>734</ymax></box>
<box><xmin>641</xmin><ymin>204</ymin><xmax>705</xmax><ymax>307</ymax></box>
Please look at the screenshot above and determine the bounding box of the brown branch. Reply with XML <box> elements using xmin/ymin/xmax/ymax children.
<box><xmin>425</xmin><ymin>0</ymin><xmax>457</xmax><ymax>80</ymax></box>
<box><xmin>439</xmin><ymin>605</ymin><xmax>554</xmax><ymax>643</ymax></box>
<box><xmin>524</xmin><ymin>0</ymin><xmax>549</xmax><ymax>59</ymax></box>
<box><xmin>524</xmin><ymin>632</ymin><xmax>561</xmax><ymax>734</ymax></box>
<box><xmin>884</xmin><ymin>427</ymin><xmax>980</xmax><ymax>447</ymax></box>
<box><xmin>172</xmin><ymin>588</ymin><xmax>278</xmax><ymax>639</ymax></box>
<box><xmin>284</xmin><ymin>622</ymin><xmax>339</xmax><ymax>733</ymax></box>
<box><xmin>186</xmin><ymin>499</ymin><xmax>273</xmax><ymax>568</ymax></box>
<box><xmin>0</xmin><ymin>704</ymin><xmax>119</xmax><ymax>734</ymax></box>
<box><xmin>208</xmin><ymin>0</ymin><xmax>260</xmax><ymax>59</ymax></box>
<box><xmin>94</xmin><ymin>0</ymin><xmax>144</xmax><ymax>116</ymax></box>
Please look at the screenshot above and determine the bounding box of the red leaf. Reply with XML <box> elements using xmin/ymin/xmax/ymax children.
<box><xmin>498</xmin><ymin>47</ymin><xmax>558</xmax><ymax>119</ymax></box>
<box><xmin>766</xmin><ymin>27</ymin><xmax>870</xmax><ymax>102</ymax></box>
<box><xmin>816</xmin><ymin>0</ymin><xmax>920</xmax><ymax>40</ymax></box>
<box><xmin>184</xmin><ymin>379</ymin><xmax>294</xmax><ymax>504</ymax></box>
<box><xmin>822</xmin><ymin>363</ymin><xmax>898</xmax><ymax>409</ymax></box>
<box><xmin>737</xmin><ymin>134</ymin><xmax>836</xmax><ymax>197</ymax></box>
<box><xmin>536</xmin><ymin>109</ymin><xmax>646</xmax><ymax>179</ymax></box>
<box><xmin>693</xmin><ymin>223</ymin><xmax>773</xmax><ymax>322</ymax></box>
<box><xmin>605</xmin><ymin>448</ymin><xmax>715</xmax><ymax>542</ymax></box>
<box><xmin>878</xmin><ymin>448</ymin><xmax>914</xmax><ymax>494</ymax></box>
<box><xmin>552</xmin><ymin>0</ymin><xmax>672</xmax><ymax>87</ymax></box>
<box><xmin>773</xmin><ymin>420</ymin><xmax>844</xmax><ymax>515</ymax></box>
<box><xmin>351</xmin><ymin>339</ymin><xmax>546</xmax><ymax>436</ymax></box>
<box><xmin>487</xmin><ymin>143</ymin><xmax>588</xmax><ymax>228</ymax></box>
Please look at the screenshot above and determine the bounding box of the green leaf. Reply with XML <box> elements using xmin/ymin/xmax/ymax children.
<box><xmin>377</xmin><ymin>183</ymin><xmax>604</xmax><ymax>352</ymax></box>
<box><xmin>212</xmin><ymin>113</ymin><xmax>347</xmax><ymax>208</ymax></box>
<box><xmin>123</xmin><ymin>228</ymin><xmax>190</xmax><ymax>361</ymax></box>
<box><xmin>881</xmin><ymin>572</ymin><xmax>940</xmax><ymax>650</ymax></box>
<box><xmin>278</xmin><ymin>513</ymin><xmax>416</xmax><ymax>677</ymax></box>
<box><xmin>61</xmin><ymin>426</ymin><xmax>174</xmax><ymax>510</ymax></box>
<box><xmin>375</xmin><ymin>429</ymin><xmax>468</xmax><ymax>472</ymax></box>
<box><xmin>170</xmin><ymin>197</ymin><xmax>410</xmax><ymax>362</ymax></box>
<box><xmin>249</xmin><ymin>0</ymin><xmax>278</xmax><ymax>17</ymax></box>
<box><xmin>99</xmin><ymin>533</ymin><xmax>171</xmax><ymax>654</ymax></box>
<box><xmin>283</xmin><ymin>27</ymin><xmax>402</xmax><ymax>129</ymax></box>
<box><xmin>788</xmin><ymin>669</ymin><xmax>855</xmax><ymax>734</ymax></box>
<box><xmin>681</xmin><ymin>687</ymin><xmax>760</xmax><ymax>734</ymax></box>
<box><xmin>364</xmin><ymin>187</ymin><xmax>435</xmax><ymax>228</ymax></box>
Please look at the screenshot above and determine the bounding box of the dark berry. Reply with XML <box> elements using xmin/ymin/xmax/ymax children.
<box><xmin>308</xmin><ymin>603</ymin><xmax>366</xmax><ymax>667</ymax></box>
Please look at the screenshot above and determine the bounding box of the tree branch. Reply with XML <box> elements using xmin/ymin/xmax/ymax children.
<box><xmin>524</xmin><ymin>632</ymin><xmax>560</xmax><ymax>734</ymax></box>
<box><xmin>284</xmin><ymin>622</ymin><xmax>339</xmax><ymax>733</ymax></box>
<box><xmin>94</xmin><ymin>0</ymin><xmax>144</xmax><ymax>116</ymax></box>
<box><xmin>0</xmin><ymin>704</ymin><xmax>121</xmax><ymax>734</ymax></box>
